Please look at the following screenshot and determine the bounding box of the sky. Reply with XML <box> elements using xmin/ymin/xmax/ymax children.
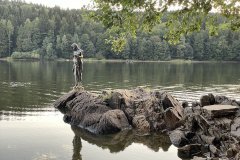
<box><xmin>24</xmin><ymin>0</ymin><xmax>94</xmax><ymax>9</ymax></box>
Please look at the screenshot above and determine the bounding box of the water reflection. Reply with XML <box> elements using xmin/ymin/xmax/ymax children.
<box><xmin>71</xmin><ymin>126</ymin><xmax>171</xmax><ymax>160</ymax></box>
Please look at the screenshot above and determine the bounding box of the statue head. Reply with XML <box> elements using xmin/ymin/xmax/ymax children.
<box><xmin>71</xmin><ymin>43</ymin><xmax>80</xmax><ymax>51</ymax></box>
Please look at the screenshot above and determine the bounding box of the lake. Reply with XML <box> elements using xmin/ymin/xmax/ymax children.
<box><xmin>1</xmin><ymin>60</ymin><xmax>240</xmax><ymax>160</ymax></box>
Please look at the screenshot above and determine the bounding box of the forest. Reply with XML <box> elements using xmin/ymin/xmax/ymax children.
<box><xmin>0</xmin><ymin>0</ymin><xmax>240</xmax><ymax>61</ymax></box>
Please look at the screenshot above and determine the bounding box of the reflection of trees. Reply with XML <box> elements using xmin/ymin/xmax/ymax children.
<box><xmin>0</xmin><ymin>61</ymin><xmax>74</xmax><ymax>113</ymax></box>
<box><xmin>83</xmin><ymin>62</ymin><xmax>240</xmax><ymax>90</ymax></box>
<box><xmin>71</xmin><ymin>126</ymin><xmax>171</xmax><ymax>159</ymax></box>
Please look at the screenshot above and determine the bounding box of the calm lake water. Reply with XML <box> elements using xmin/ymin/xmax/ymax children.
<box><xmin>1</xmin><ymin>60</ymin><xmax>240</xmax><ymax>160</ymax></box>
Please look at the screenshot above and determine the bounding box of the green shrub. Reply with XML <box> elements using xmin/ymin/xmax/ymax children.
<box><xmin>11</xmin><ymin>50</ymin><xmax>40</xmax><ymax>60</ymax></box>
<box><xmin>95</xmin><ymin>52</ymin><xmax>105</xmax><ymax>60</ymax></box>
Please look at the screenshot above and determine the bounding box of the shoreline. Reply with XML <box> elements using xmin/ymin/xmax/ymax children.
<box><xmin>1</xmin><ymin>57</ymin><xmax>240</xmax><ymax>63</ymax></box>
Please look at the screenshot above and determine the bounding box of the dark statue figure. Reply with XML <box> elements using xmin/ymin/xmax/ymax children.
<box><xmin>71</xmin><ymin>43</ymin><xmax>83</xmax><ymax>87</ymax></box>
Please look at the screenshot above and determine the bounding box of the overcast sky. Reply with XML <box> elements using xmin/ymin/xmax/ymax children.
<box><xmin>24</xmin><ymin>0</ymin><xmax>94</xmax><ymax>9</ymax></box>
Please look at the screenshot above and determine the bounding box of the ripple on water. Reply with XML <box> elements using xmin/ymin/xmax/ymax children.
<box><xmin>9</xmin><ymin>82</ymin><xmax>31</xmax><ymax>88</ymax></box>
<box><xmin>157</xmin><ymin>84</ymin><xmax>240</xmax><ymax>102</ymax></box>
<box><xmin>0</xmin><ymin>106</ymin><xmax>59</xmax><ymax>121</ymax></box>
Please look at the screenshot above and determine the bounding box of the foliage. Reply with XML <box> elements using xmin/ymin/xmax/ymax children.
<box><xmin>0</xmin><ymin>0</ymin><xmax>240</xmax><ymax>61</ymax></box>
<box><xmin>11</xmin><ymin>51</ymin><xmax>40</xmax><ymax>59</ymax></box>
<box><xmin>92</xmin><ymin>0</ymin><xmax>240</xmax><ymax>51</ymax></box>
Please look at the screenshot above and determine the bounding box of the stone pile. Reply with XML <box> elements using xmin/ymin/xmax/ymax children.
<box><xmin>54</xmin><ymin>89</ymin><xmax>240</xmax><ymax>159</ymax></box>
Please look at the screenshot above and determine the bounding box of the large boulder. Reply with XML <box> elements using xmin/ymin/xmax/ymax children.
<box><xmin>97</xmin><ymin>109</ymin><xmax>130</xmax><ymax>134</ymax></box>
<box><xmin>54</xmin><ymin>88</ymin><xmax>184</xmax><ymax>134</ymax></box>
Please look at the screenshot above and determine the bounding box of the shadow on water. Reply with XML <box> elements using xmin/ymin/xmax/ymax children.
<box><xmin>71</xmin><ymin>126</ymin><xmax>172</xmax><ymax>160</ymax></box>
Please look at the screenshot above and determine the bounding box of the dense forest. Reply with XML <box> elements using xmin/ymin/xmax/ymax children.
<box><xmin>0</xmin><ymin>0</ymin><xmax>240</xmax><ymax>61</ymax></box>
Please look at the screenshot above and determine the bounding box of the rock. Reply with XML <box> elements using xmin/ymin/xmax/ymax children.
<box><xmin>161</xmin><ymin>92</ymin><xmax>183</xmax><ymax>117</ymax></box>
<box><xmin>208</xmin><ymin>94</ymin><xmax>216</xmax><ymax>105</ymax></box>
<box><xmin>214</xmin><ymin>117</ymin><xmax>232</xmax><ymax>130</ymax></box>
<box><xmin>192</xmin><ymin>101</ymin><xmax>200</xmax><ymax>108</ymax></box>
<box><xmin>215</xmin><ymin>95</ymin><xmax>231</xmax><ymax>104</ymax></box>
<box><xmin>63</xmin><ymin>114</ymin><xmax>71</xmax><ymax>123</ymax></box>
<box><xmin>231</xmin><ymin>117</ymin><xmax>240</xmax><ymax>138</ymax></box>
<box><xmin>200</xmin><ymin>135</ymin><xmax>219</xmax><ymax>146</ymax></box>
<box><xmin>184</xmin><ymin>107</ymin><xmax>193</xmax><ymax>116</ymax></box>
<box><xmin>209</xmin><ymin>145</ymin><xmax>219</xmax><ymax>155</ymax></box>
<box><xmin>54</xmin><ymin>89</ymin><xmax>240</xmax><ymax>159</ymax></box>
<box><xmin>97</xmin><ymin>109</ymin><xmax>130</xmax><ymax>134</ymax></box>
<box><xmin>227</xmin><ymin>147</ymin><xmax>238</xmax><ymax>158</ymax></box>
<box><xmin>132</xmin><ymin>115</ymin><xmax>150</xmax><ymax>134</ymax></box>
<box><xmin>178</xmin><ymin>144</ymin><xmax>202</xmax><ymax>159</ymax></box>
<box><xmin>203</xmin><ymin>105</ymin><xmax>239</xmax><ymax>118</ymax></box>
<box><xmin>169</xmin><ymin>130</ymin><xmax>189</xmax><ymax>147</ymax></box>
<box><xmin>54</xmin><ymin>91</ymin><xmax>77</xmax><ymax>109</ymax></box>
<box><xmin>237</xmin><ymin>101</ymin><xmax>240</xmax><ymax>106</ymax></box>
<box><xmin>185</xmin><ymin>131</ymin><xmax>196</xmax><ymax>140</ymax></box>
<box><xmin>192</xmin><ymin>156</ymin><xmax>206</xmax><ymax>160</ymax></box>
<box><xmin>182</xmin><ymin>101</ymin><xmax>189</xmax><ymax>108</ymax></box>
<box><xmin>164</xmin><ymin>108</ymin><xmax>182</xmax><ymax>130</ymax></box>
<box><xmin>55</xmin><ymin>88</ymin><xmax>181</xmax><ymax>134</ymax></box>
<box><xmin>200</xmin><ymin>94</ymin><xmax>215</xmax><ymax>107</ymax></box>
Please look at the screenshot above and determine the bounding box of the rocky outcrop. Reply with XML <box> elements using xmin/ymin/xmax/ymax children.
<box><xmin>54</xmin><ymin>90</ymin><xmax>240</xmax><ymax>159</ymax></box>
<box><xmin>54</xmin><ymin>91</ymin><xmax>130</xmax><ymax>134</ymax></box>
<box><xmin>54</xmin><ymin>88</ymin><xmax>184</xmax><ymax>134</ymax></box>
<box><xmin>172</xmin><ymin>94</ymin><xmax>240</xmax><ymax>159</ymax></box>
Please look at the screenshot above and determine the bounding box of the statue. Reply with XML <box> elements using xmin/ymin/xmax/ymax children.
<box><xmin>71</xmin><ymin>43</ymin><xmax>83</xmax><ymax>88</ymax></box>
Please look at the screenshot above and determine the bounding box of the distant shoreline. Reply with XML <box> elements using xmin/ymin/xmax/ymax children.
<box><xmin>1</xmin><ymin>57</ymin><xmax>240</xmax><ymax>63</ymax></box>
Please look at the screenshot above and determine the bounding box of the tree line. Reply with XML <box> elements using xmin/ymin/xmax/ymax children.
<box><xmin>0</xmin><ymin>0</ymin><xmax>240</xmax><ymax>61</ymax></box>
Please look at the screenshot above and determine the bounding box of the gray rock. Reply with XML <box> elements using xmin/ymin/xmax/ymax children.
<box><xmin>215</xmin><ymin>95</ymin><xmax>231</xmax><ymax>104</ymax></box>
<box><xmin>209</xmin><ymin>145</ymin><xmax>219</xmax><ymax>155</ymax></box>
<box><xmin>203</xmin><ymin>105</ymin><xmax>239</xmax><ymax>118</ymax></box>
<box><xmin>161</xmin><ymin>92</ymin><xmax>183</xmax><ymax>117</ymax></box>
<box><xmin>182</xmin><ymin>101</ymin><xmax>189</xmax><ymax>108</ymax></box>
<box><xmin>97</xmin><ymin>109</ymin><xmax>130</xmax><ymax>134</ymax></box>
<box><xmin>231</xmin><ymin>117</ymin><xmax>240</xmax><ymax>138</ymax></box>
<box><xmin>54</xmin><ymin>91</ymin><xmax>77</xmax><ymax>109</ymax></box>
<box><xmin>192</xmin><ymin>101</ymin><xmax>200</xmax><ymax>108</ymax></box>
<box><xmin>200</xmin><ymin>94</ymin><xmax>215</xmax><ymax>107</ymax></box>
<box><xmin>169</xmin><ymin>130</ymin><xmax>189</xmax><ymax>147</ymax></box>
<box><xmin>192</xmin><ymin>156</ymin><xmax>207</xmax><ymax>160</ymax></box>
<box><xmin>164</xmin><ymin>108</ymin><xmax>182</xmax><ymax>130</ymax></box>
<box><xmin>132</xmin><ymin>115</ymin><xmax>150</xmax><ymax>134</ymax></box>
